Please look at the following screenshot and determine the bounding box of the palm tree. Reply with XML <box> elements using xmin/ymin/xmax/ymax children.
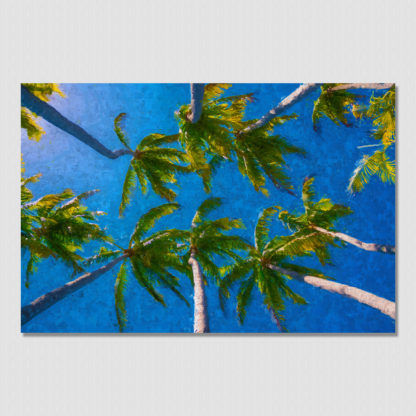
<box><xmin>278</xmin><ymin>177</ymin><xmax>395</xmax><ymax>255</ymax></box>
<box><xmin>234</xmin><ymin>115</ymin><xmax>305</xmax><ymax>196</ymax></box>
<box><xmin>176</xmin><ymin>84</ymin><xmax>251</xmax><ymax>191</ymax></box>
<box><xmin>114</xmin><ymin>113</ymin><xmax>190</xmax><ymax>215</ymax></box>
<box><xmin>21</xmin><ymin>84</ymin><xmax>131</xmax><ymax>159</ymax></box>
<box><xmin>21</xmin><ymin>203</ymin><xmax>189</xmax><ymax>330</ymax></box>
<box><xmin>242</xmin><ymin>83</ymin><xmax>320</xmax><ymax>134</ymax></box>
<box><xmin>21</xmin><ymin>83</ymin><xmax>66</xmax><ymax>141</ymax></box>
<box><xmin>174</xmin><ymin>197</ymin><xmax>248</xmax><ymax>333</ymax></box>
<box><xmin>225</xmin><ymin>207</ymin><xmax>395</xmax><ymax>330</ymax></box>
<box><xmin>21</xmin><ymin>171</ymin><xmax>110</xmax><ymax>288</ymax></box>
<box><xmin>176</xmin><ymin>83</ymin><xmax>304</xmax><ymax>195</ymax></box>
<box><xmin>348</xmin><ymin>87</ymin><xmax>395</xmax><ymax>192</ymax></box>
<box><xmin>312</xmin><ymin>84</ymin><xmax>396</xmax><ymax>193</ymax></box>
<box><xmin>223</xmin><ymin>207</ymin><xmax>309</xmax><ymax>331</ymax></box>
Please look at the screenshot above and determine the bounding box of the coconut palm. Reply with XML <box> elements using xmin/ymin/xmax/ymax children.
<box><xmin>312</xmin><ymin>84</ymin><xmax>396</xmax><ymax>193</ymax></box>
<box><xmin>176</xmin><ymin>84</ymin><xmax>252</xmax><ymax>191</ymax></box>
<box><xmin>234</xmin><ymin>115</ymin><xmax>305</xmax><ymax>196</ymax></box>
<box><xmin>21</xmin><ymin>203</ymin><xmax>189</xmax><ymax>330</ymax></box>
<box><xmin>21</xmin><ymin>83</ymin><xmax>66</xmax><ymax>141</ymax></box>
<box><xmin>21</xmin><ymin>84</ymin><xmax>132</xmax><ymax>158</ymax></box>
<box><xmin>173</xmin><ymin>197</ymin><xmax>248</xmax><ymax>333</ymax></box>
<box><xmin>176</xmin><ymin>83</ymin><xmax>304</xmax><ymax>195</ymax></box>
<box><xmin>114</xmin><ymin>113</ymin><xmax>190</xmax><ymax>215</ymax></box>
<box><xmin>278</xmin><ymin>177</ymin><xmax>395</xmax><ymax>255</ymax></box>
<box><xmin>225</xmin><ymin>206</ymin><xmax>396</xmax><ymax>331</ymax></box>
<box><xmin>21</xmin><ymin>171</ymin><xmax>110</xmax><ymax>288</ymax></box>
<box><xmin>222</xmin><ymin>207</ymin><xmax>309</xmax><ymax>332</ymax></box>
<box><xmin>348</xmin><ymin>87</ymin><xmax>395</xmax><ymax>192</ymax></box>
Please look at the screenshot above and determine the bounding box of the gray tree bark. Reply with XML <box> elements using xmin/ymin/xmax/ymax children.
<box><xmin>243</xmin><ymin>83</ymin><xmax>320</xmax><ymax>134</ymax></box>
<box><xmin>310</xmin><ymin>225</ymin><xmax>395</xmax><ymax>254</ymax></box>
<box><xmin>188</xmin><ymin>250</ymin><xmax>210</xmax><ymax>333</ymax></box>
<box><xmin>267</xmin><ymin>264</ymin><xmax>395</xmax><ymax>319</ymax></box>
<box><xmin>21</xmin><ymin>85</ymin><xmax>132</xmax><ymax>159</ymax></box>
<box><xmin>189</xmin><ymin>83</ymin><xmax>205</xmax><ymax>123</ymax></box>
<box><xmin>329</xmin><ymin>83</ymin><xmax>394</xmax><ymax>92</ymax></box>
<box><xmin>21</xmin><ymin>253</ymin><xmax>129</xmax><ymax>327</ymax></box>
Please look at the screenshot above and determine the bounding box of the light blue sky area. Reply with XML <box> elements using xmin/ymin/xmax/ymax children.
<box><xmin>21</xmin><ymin>84</ymin><xmax>395</xmax><ymax>333</ymax></box>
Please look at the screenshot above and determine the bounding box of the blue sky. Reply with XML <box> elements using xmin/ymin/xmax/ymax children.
<box><xmin>21</xmin><ymin>83</ymin><xmax>395</xmax><ymax>333</ymax></box>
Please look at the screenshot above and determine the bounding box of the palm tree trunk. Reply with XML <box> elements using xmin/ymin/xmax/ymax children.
<box><xmin>188</xmin><ymin>250</ymin><xmax>209</xmax><ymax>333</ymax></box>
<box><xmin>189</xmin><ymin>83</ymin><xmax>204</xmax><ymax>123</ymax></box>
<box><xmin>310</xmin><ymin>225</ymin><xmax>395</xmax><ymax>254</ymax></box>
<box><xmin>242</xmin><ymin>83</ymin><xmax>393</xmax><ymax>134</ymax></box>
<box><xmin>243</xmin><ymin>83</ymin><xmax>320</xmax><ymax>134</ymax></box>
<box><xmin>21</xmin><ymin>253</ymin><xmax>129</xmax><ymax>327</ymax></box>
<box><xmin>267</xmin><ymin>264</ymin><xmax>395</xmax><ymax>319</ymax></box>
<box><xmin>329</xmin><ymin>83</ymin><xmax>394</xmax><ymax>92</ymax></box>
<box><xmin>21</xmin><ymin>85</ymin><xmax>132</xmax><ymax>159</ymax></box>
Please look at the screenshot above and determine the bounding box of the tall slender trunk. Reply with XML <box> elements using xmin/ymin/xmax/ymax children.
<box><xmin>310</xmin><ymin>225</ymin><xmax>395</xmax><ymax>254</ymax></box>
<box><xmin>21</xmin><ymin>253</ymin><xmax>129</xmax><ymax>327</ymax></box>
<box><xmin>188</xmin><ymin>250</ymin><xmax>209</xmax><ymax>333</ymax></box>
<box><xmin>329</xmin><ymin>83</ymin><xmax>394</xmax><ymax>92</ymax></box>
<box><xmin>21</xmin><ymin>85</ymin><xmax>132</xmax><ymax>159</ymax></box>
<box><xmin>243</xmin><ymin>83</ymin><xmax>320</xmax><ymax>134</ymax></box>
<box><xmin>189</xmin><ymin>83</ymin><xmax>204</xmax><ymax>123</ymax></box>
<box><xmin>267</xmin><ymin>264</ymin><xmax>395</xmax><ymax>319</ymax></box>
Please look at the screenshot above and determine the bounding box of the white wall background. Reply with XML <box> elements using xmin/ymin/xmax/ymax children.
<box><xmin>1</xmin><ymin>1</ymin><xmax>415</xmax><ymax>415</ymax></box>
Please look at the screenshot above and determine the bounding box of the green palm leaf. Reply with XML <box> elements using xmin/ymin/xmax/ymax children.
<box><xmin>192</xmin><ymin>197</ymin><xmax>222</xmax><ymax>225</ymax></box>
<box><xmin>129</xmin><ymin>203</ymin><xmax>179</xmax><ymax>245</ymax></box>
<box><xmin>236</xmin><ymin>277</ymin><xmax>255</xmax><ymax>323</ymax></box>
<box><xmin>114</xmin><ymin>112</ymin><xmax>132</xmax><ymax>150</ymax></box>
<box><xmin>312</xmin><ymin>84</ymin><xmax>357</xmax><ymax>127</ymax></box>
<box><xmin>255</xmin><ymin>207</ymin><xmax>279</xmax><ymax>252</ymax></box>
<box><xmin>348</xmin><ymin>150</ymin><xmax>395</xmax><ymax>193</ymax></box>
<box><xmin>130</xmin><ymin>257</ymin><xmax>166</xmax><ymax>306</ymax></box>
<box><xmin>114</xmin><ymin>261</ymin><xmax>128</xmax><ymax>332</ymax></box>
<box><xmin>119</xmin><ymin>164</ymin><xmax>137</xmax><ymax>216</ymax></box>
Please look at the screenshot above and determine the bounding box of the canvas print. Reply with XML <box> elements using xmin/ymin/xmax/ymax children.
<box><xmin>20</xmin><ymin>83</ymin><xmax>396</xmax><ymax>333</ymax></box>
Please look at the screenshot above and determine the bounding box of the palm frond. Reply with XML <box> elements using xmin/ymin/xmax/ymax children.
<box><xmin>348</xmin><ymin>150</ymin><xmax>395</xmax><ymax>193</ymax></box>
<box><xmin>203</xmin><ymin>83</ymin><xmax>232</xmax><ymax>101</ymax></box>
<box><xmin>114</xmin><ymin>261</ymin><xmax>128</xmax><ymax>332</ymax></box>
<box><xmin>255</xmin><ymin>207</ymin><xmax>279</xmax><ymax>252</ymax></box>
<box><xmin>130</xmin><ymin>203</ymin><xmax>180</xmax><ymax>245</ymax></box>
<box><xmin>114</xmin><ymin>113</ymin><xmax>132</xmax><ymax>150</ymax></box>
<box><xmin>21</xmin><ymin>107</ymin><xmax>45</xmax><ymax>141</ymax></box>
<box><xmin>83</xmin><ymin>247</ymin><xmax>122</xmax><ymax>267</ymax></box>
<box><xmin>139</xmin><ymin>133</ymin><xmax>180</xmax><ymax>149</ymax></box>
<box><xmin>22</xmin><ymin>83</ymin><xmax>65</xmax><ymax>101</ymax></box>
<box><xmin>279</xmin><ymin>262</ymin><xmax>333</xmax><ymax>281</ymax></box>
<box><xmin>119</xmin><ymin>164</ymin><xmax>137</xmax><ymax>216</ymax></box>
<box><xmin>302</xmin><ymin>177</ymin><xmax>315</xmax><ymax>208</ymax></box>
<box><xmin>312</xmin><ymin>84</ymin><xmax>357</xmax><ymax>128</ymax></box>
<box><xmin>367</xmin><ymin>87</ymin><xmax>395</xmax><ymax>147</ymax></box>
<box><xmin>130</xmin><ymin>257</ymin><xmax>166</xmax><ymax>306</ymax></box>
<box><xmin>236</xmin><ymin>277</ymin><xmax>255</xmax><ymax>324</ymax></box>
<box><xmin>192</xmin><ymin>197</ymin><xmax>222</xmax><ymax>225</ymax></box>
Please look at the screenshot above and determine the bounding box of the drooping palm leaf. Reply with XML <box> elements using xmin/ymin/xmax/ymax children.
<box><xmin>21</xmin><ymin>172</ymin><xmax>110</xmax><ymax>284</ymax></box>
<box><xmin>348</xmin><ymin>150</ymin><xmax>395</xmax><ymax>193</ymax></box>
<box><xmin>114</xmin><ymin>261</ymin><xmax>129</xmax><ymax>332</ymax></box>
<box><xmin>129</xmin><ymin>203</ymin><xmax>180</xmax><ymax>245</ymax></box>
<box><xmin>192</xmin><ymin>197</ymin><xmax>222</xmax><ymax>225</ymax></box>
<box><xmin>21</xmin><ymin>83</ymin><xmax>65</xmax><ymax>141</ymax></box>
<box><xmin>115</xmin><ymin>113</ymin><xmax>189</xmax><ymax>214</ymax></box>
<box><xmin>312</xmin><ymin>84</ymin><xmax>357</xmax><ymax>128</ymax></box>
<box><xmin>114</xmin><ymin>112</ymin><xmax>132</xmax><ymax>150</ymax></box>
<box><xmin>119</xmin><ymin>164</ymin><xmax>136</xmax><ymax>216</ymax></box>
<box><xmin>255</xmin><ymin>206</ymin><xmax>279</xmax><ymax>252</ymax></box>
